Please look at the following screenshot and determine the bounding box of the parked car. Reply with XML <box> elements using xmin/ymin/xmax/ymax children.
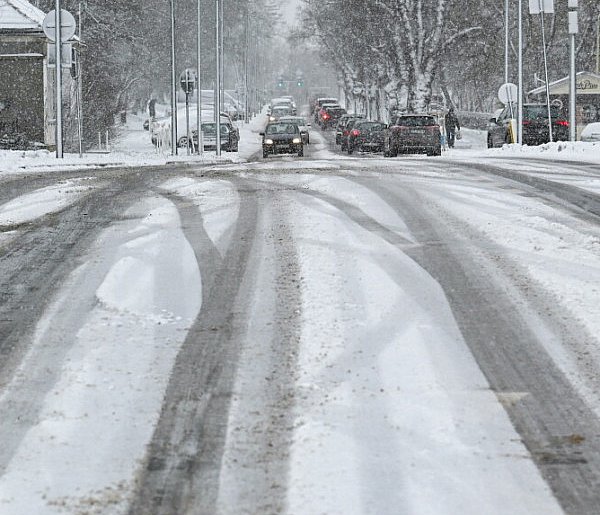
<box><xmin>346</xmin><ymin>120</ymin><xmax>387</xmax><ymax>154</ymax></box>
<box><xmin>279</xmin><ymin>115</ymin><xmax>311</xmax><ymax>144</ymax></box>
<box><xmin>318</xmin><ymin>105</ymin><xmax>346</xmax><ymax>129</ymax></box>
<box><xmin>261</xmin><ymin>122</ymin><xmax>304</xmax><ymax>158</ymax></box>
<box><xmin>385</xmin><ymin>114</ymin><xmax>441</xmax><ymax>156</ymax></box>
<box><xmin>199</xmin><ymin>122</ymin><xmax>239</xmax><ymax>152</ymax></box>
<box><xmin>336</xmin><ymin>114</ymin><xmax>365</xmax><ymax>145</ymax></box>
<box><xmin>487</xmin><ymin>104</ymin><xmax>570</xmax><ymax>147</ymax></box>
<box><xmin>581</xmin><ymin>122</ymin><xmax>600</xmax><ymax>142</ymax></box>
<box><xmin>178</xmin><ymin>120</ymin><xmax>239</xmax><ymax>152</ymax></box>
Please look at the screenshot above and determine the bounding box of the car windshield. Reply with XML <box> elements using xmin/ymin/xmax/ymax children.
<box><xmin>202</xmin><ymin>123</ymin><xmax>230</xmax><ymax>134</ymax></box>
<box><xmin>395</xmin><ymin>116</ymin><xmax>436</xmax><ymax>126</ymax></box>
<box><xmin>523</xmin><ymin>105</ymin><xmax>561</xmax><ymax>119</ymax></box>
<box><xmin>266</xmin><ymin>123</ymin><xmax>299</xmax><ymax>135</ymax></box>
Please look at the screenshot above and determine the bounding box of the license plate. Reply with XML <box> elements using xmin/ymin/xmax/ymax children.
<box><xmin>409</xmin><ymin>129</ymin><xmax>425</xmax><ymax>134</ymax></box>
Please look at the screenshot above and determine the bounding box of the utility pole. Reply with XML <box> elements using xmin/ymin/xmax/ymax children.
<box><xmin>55</xmin><ymin>0</ymin><xmax>63</xmax><ymax>158</ymax></box>
<box><xmin>568</xmin><ymin>0</ymin><xmax>578</xmax><ymax>142</ymax></box>
<box><xmin>244</xmin><ymin>3</ymin><xmax>250</xmax><ymax>123</ymax></box>
<box><xmin>215</xmin><ymin>0</ymin><xmax>222</xmax><ymax>156</ymax></box>
<box><xmin>170</xmin><ymin>0</ymin><xmax>177</xmax><ymax>155</ymax></box>
<box><xmin>517</xmin><ymin>0</ymin><xmax>523</xmax><ymax>144</ymax></box>
<box><xmin>505</xmin><ymin>0</ymin><xmax>509</xmax><ymax>84</ymax></box>
<box><xmin>197</xmin><ymin>0</ymin><xmax>203</xmax><ymax>154</ymax></box>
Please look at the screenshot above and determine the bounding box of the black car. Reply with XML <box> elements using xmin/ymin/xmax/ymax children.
<box><xmin>346</xmin><ymin>121</ymin><xmax>387</xmax><ymax>154</ymax></box>
<box><xmin>336</xmin><ymin>114</ymin><xmax>365</xmax><ymax>145</ymax></box>
<box><xmin>385</xmin><ymin>115</ymin><xmax>441</xmax><ymax>156</ymax></box>
<box><xmin>487</xmin><ymin>104</ymin><xmax>569</xmax><ymax>147</ymax></box>
<box><xmin>261</xmin><ymin>122</ymin><xmax>304</xmax><ymax>158</ymax></box>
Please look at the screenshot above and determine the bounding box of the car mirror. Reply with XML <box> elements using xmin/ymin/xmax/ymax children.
<box><xmin>259</xmin><ymin>132</ymin><xmax>265</xmax><ymax>136</ymax></box>
<box><xmin>307</xmin><ymin>123</ymin><xmax>311</xmax><ymax>127</ymax></box>
<box><xmin>489</xmin><ymin>117</ymin><xmax>497</xmax><ymax>124</ymax></box>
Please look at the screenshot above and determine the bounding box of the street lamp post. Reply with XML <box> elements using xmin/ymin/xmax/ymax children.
<box><xmin>505</xmin><ymin>0</ymin><xmax>510</xmax><ymax>84</ymax></box>
<box><xmin>55</xmin><ymin>0</ymin><xmax>63</xmax><ymax>158</ymax></box>
<box><xmin>568</xmin><ymin>1</ymin><xmax>578</xmax><ymax>142</ymax></box>
<box><xmin>596</xmin><ymin>12</ymin><xmax>600</xmax><ymax>74</ymax></box>
<box><xmin>170</xmin><ymin>0</ymin><xmax>177</xmax><ymax>155</ymax></box>
<box><xmin>215</xmin><ymin>0</ymin><xmax>221</xmax><ymax>156</ymax></box>
<box><xmin>517</xmin><ymin>0</ymin><xmax>523</xmax><ymax>144</ymax></box>
<box><xmin>197</xmin><ymin>0</ymin><xmax>203</xmax><ymax>155</ymax></box>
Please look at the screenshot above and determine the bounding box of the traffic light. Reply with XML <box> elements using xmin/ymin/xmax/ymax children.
<box><xmin>296</xmin><ymin>77</ymin><xmax>304</xmax><ymax>87</ymax></box>
<box><xmin>277</xmin><ymin>77</ymin><xmax>285</xmax><ymax>88</ymax></box>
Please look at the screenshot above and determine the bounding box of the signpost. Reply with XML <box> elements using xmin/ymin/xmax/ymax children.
<box><xmin>529</xmin><ymin>0</ymin><xmax>554</xmax><ymax>142</ymax></box>
<box><xmin>568</xmin><ymin>0</ymin><xmax>578</xmax><ymax>142</ymax></box>
<box><xmin>180</xmin><ymin>69</ymin><xmax>197</xmax><ymax>155</ymax></box>
<box><xmin>43</xmin><ymin>4</ymin><xmax>76</xmax><ymax>158</ymax></box>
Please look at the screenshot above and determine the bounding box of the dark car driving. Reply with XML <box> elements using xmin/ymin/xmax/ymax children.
<box><xmin>261</xmin><ymin>122</ymin><xmax>304</xmax><ymax>158</ymax></box>
<box><xmin>487</xmin><ymin>103</ymin><xmax>569</xmax><ymax>147</ymax></box>
<box><xmin>385</xmin><ymin>115</ymin><xmax>441</xmax><ymax>156</ymax></box>
<box><xmin>318</xmin><ymin>105</ymin><xmax>347</xmax><ymax>129</ymax></box>
<box><xmin>346</xmin><ymin>121</ymin><xmax>387</xmax><ymax>154</ymax></box>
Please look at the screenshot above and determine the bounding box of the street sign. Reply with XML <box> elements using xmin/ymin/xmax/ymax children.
<box><xmin>498</xmin><ymin>82</ymin><xmax>518</xmax><ymax>105</ymax></box>
<box><xmin>179</xmin><ymin>69</ymin><xmax>197</xmax><ymax>94</ymax></box>
<box><xmin>43</xmin><ymin>9</ymin><xmax>77</xmax><ymax>42</ymax></box>
<box><xmin>528</xmin><ymin>0</ymin><xmax>553</xmax><ymax>14</ymax></box>
<box><xmin>47</xmin><ymin>42</ymin><xmax>72</xmax><ymax>68</ymax></box>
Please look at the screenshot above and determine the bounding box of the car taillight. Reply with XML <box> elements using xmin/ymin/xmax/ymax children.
<box><xmin>322</xmin><ymin>113</ymin><xmax>330</xmax><ymax>120</ymax></box>
<box><xmin>522</xmin><ymin>120</ymin><xmax>531</xmax><ymax>125</ymax></box>
<box><xmin>351</xmin><ymin>129</ymin><xmax>360</xmax><ymax>136</ymax></box>
<box><xmin>556</xmin><ymin>120</ymin><xmax>569</xmax><ymax>127</ymax></box>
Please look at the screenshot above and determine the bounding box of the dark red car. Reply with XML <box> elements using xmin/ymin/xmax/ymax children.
<box><xmin>385</xmin><ymin>115</ymin><xmax>441</xmax><ymax>156</ymax></box>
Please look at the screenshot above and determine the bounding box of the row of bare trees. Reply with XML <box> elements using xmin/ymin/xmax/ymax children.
<box><xmin>299</xmin><ymin>0</ymin><xmax>600</xmax><ymax>115</ymax></box>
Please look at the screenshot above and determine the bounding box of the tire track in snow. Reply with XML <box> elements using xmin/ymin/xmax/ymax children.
<box><xmin>350</xmin><ymin>174</ymin><xmax>600</xmax><ymax>515</ymax></box>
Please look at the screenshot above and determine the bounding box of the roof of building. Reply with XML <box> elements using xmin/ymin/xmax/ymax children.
<box><xmin>528</xmin><ymin>71</ymin><xmax>600</xmax><ymax>97</ymax></box>
<box><xmin>0</xmin><ymin>0</ymin><xmax>46</xmax><ymax>33</ymax></box>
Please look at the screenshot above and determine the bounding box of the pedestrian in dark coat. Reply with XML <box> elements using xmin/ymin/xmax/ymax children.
<box><xmin>445</xmin><ymin>107</ymin><xmax>460</xmax><ymax>148</ymax></box>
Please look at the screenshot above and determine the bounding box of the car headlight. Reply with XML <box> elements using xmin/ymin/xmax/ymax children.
<box><xmin>292</xmin><ymin>137</ymin><xmax>301</xmax><ymax>144</ymax></box>
<box><xmin>265</xmin><ymin>138</ymin><xmax>274</xmax><ymax>145</ymax></box>
<box><xmin>269</xmin><ymin>116</ymin><xmax>276</xmax><ymax>121</ymax></box>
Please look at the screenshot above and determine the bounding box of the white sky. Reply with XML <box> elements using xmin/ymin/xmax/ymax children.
<box><xmin>280</xmin><ymin>0</ymin><xmax>300</xmax><ymax>24</ymax></box>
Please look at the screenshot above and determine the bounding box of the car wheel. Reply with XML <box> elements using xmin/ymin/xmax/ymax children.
<box><xmin>487</xmin><ymin>135</ymin><xmax>494</xmax><ymax>148</ymax></box>
<box><xmin>307</xmin><ymin>136</ymin><xmax>310</xmax><ymax>144</ymax></box>
<box><xmin>389</xmin><ymin>144</ymin><xmax>398</xmax><ymax>157</ymax></box>
<box><xmin>262</xmin><ymin>148</ymin><xmax>269</xmax><ymax>158</ymax></box>
<box><xmin>178</xmin><ymin>137</ymin><xmax>188</xmax><ymax>148</ymax></box>
<box><xmin>347</xmin><ymin>145</ymin><xmax>353</xmax><ymax>155</ymax></box>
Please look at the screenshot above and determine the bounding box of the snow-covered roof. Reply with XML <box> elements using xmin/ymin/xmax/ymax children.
<box><xmin>0</xmin><ymin>0</ymin><xmax>46</xmax><ymax>32</ymax></box>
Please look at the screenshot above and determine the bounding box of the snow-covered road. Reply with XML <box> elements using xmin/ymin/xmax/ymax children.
<box><xmin>0</xmin><ymin>122</ymin><xmax>600</xmax><ymax>514</ymax></box>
